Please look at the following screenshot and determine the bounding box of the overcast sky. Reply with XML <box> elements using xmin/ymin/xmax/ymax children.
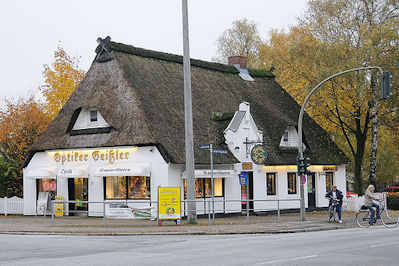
<box><xmin>0</xmin><ymin>0</ymin><xmax>308</xmax><ymax>103</ymax></box>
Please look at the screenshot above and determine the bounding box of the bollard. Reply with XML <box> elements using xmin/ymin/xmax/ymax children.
<box><xmin>4</xmin><ymin>197</ymin><xmax>7</xmax><ymax>216</ymax></box>
<box><xmin>208</xmin><ymin>200</ymin><xmax>211</xmax><ymax>225</ymax></box>
<box><xmin>277</xmin><ymin>199</ymin><xmax>280</xmax><ymax>223</ymax></box>
<box><xmin>103</xmin><ymin>202</ymin><xmax>106</xmax><ymax>225</ymax></box>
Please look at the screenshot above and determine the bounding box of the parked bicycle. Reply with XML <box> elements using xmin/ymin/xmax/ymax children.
<box><xmin>355</xmin><ymin>199</ymin><xmax>399</xmax><ymax>228</ymax></box>
<box><xmin>328</xmin><ymin>198</ymin><xmax>339</xmax><ymax>223</ymax></box>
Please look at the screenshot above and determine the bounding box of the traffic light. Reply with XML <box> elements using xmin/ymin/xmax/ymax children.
<box><xmin>304</xmin><ymin>157</ymin><xmax>311</xmax><ymax>175</ymax></box>
<box><xmin>297</xmin><ymin>156</ymin><xmax>311</xmax><ymax>175</ymax></box>
<box><xmin>381</xmin><ymin>72</ymin><xmax>391</xmax><ymax>99</ymax></box>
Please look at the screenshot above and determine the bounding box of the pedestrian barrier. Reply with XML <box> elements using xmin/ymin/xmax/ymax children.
<box><xmin>0</xmin><ymin>196</ymin><xmax>24</xmax><ymax>216</ymax></box>
<box><xmin>49</xmin><ymin>198</ymin><xmax>301</xmax><ymax>225</ymax></box>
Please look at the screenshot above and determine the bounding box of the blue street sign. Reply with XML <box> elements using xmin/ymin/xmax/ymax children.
<box><xmin>239</xmin><ymin>172</ymin><xmax>248</xmax><ymax>185</ymax></box>
<box><xmin>199</xmin><ymin>144</ymin><xmax>211</xmax><ymax>150</ymax></box>
<box><xmin>212</xmin><ymin>149</ymin><xmax>228</xmax><ymax>154</ymax></box>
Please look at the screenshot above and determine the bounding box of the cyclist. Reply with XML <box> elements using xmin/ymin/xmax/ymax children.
<box><xmin>364</xmin><ymin>184</ymin><xmax>381</xmax><ymax>224</ymax></box>
<box><xmin>325</xmin><ymin>185</ymin><xmax>343</xmax><ymax>223</ymax></box>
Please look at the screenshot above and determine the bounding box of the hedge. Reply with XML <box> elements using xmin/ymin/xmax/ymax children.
<box><xmin>387</xmin><ymin>194</ymin><xmax>399</xmax><ymax>210</ymax></box>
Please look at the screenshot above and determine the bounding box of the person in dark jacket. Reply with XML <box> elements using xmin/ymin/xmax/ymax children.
<box><xmin>325</xmin><ymin>185</ymin><xmax>344</xmax><ymax>223</ymax></box>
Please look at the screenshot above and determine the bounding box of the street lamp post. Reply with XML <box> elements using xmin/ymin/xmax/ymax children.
<box><xmin>181</xmin><ymin>0</ymin><xmax>197</xmax><ymax>223</ymax></box>
<box><xmin>297</xmin><ymin>66</ymin><xmax>385</xmax><ymax>222</ymax></box>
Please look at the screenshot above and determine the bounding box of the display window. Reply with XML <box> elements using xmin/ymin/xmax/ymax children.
<box><xmin>266</xmin><ymin>173</ymin><xmax>277</xmax><ymax>196</ymax></box>
<box><xmin>325</xmin><ymin>172</ymin><xmax>334</xmax><ymax>191</ymax></box>
<box><xmin>287</xmin><ymin>173</ymin><xmax>297</xmax><ymax>194</ymax></box>
<box><xmin>104</xmin><ymin>176</ymin><xmax>150</xmax><ymax>200</ymax></box>
<box><xmin>37</xmin><ymin>179</ymin><xmax>57</xmax><ymax>192</ymax></box>
<box><xmin>184</xmin><ymin>178</ymin><xmax>224</xmax><ymax>199</ymax></box>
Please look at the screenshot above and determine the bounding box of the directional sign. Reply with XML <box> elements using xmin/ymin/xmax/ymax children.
<box><xmin>212</xmin><ymin>149</ymin><xmax>228</xmax><ymax>154</ymax></box>
<box><xmin>199</xmin><ymin>144</ymin><xmax>211</xmax><ymax>150</ymax></box>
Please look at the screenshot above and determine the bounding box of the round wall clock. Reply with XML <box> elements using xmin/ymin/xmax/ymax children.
<box><xmin>250</xmin><ymin>144</ymin><xmax>267</xmax><ymax>165</ymax></box>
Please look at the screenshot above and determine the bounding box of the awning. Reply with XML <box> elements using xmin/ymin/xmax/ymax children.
<box><xmin>182</xmin><ymin>169</ymin><xmax>235</xmax><ymax>178</ymax></box>
<box><xmin>57</xmin><ymin>167</ymin><xmax>88</xmax><ymax>178</ymax></box>
<box><xmin>24</xmin><ymin>168</ymin><xmax>56</xmax><ymax>179</ymax></box>
<box><xmin>94</xmin><ymin>163</ymin><xmax>150</xmax><ymax>177</ymax></box>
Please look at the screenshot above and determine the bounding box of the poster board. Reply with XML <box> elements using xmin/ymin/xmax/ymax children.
<box><xmin>55</xmin><ymin>195</ymin><xmax>64</xmax><ymax>217</ymax></box>
<box><xmin>158</xmin><ymin>187</ymin><xmax>181</xmax><ymax>220</ymax></box>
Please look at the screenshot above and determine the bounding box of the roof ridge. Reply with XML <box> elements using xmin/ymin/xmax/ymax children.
<box><xmin>109</xmin><ymin>41</ymin><xmax>274</xmax><ymax>77</ymax></box>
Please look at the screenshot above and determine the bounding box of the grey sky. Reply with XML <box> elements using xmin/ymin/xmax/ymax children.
<box><xmin>0</xmin><ymin>0</ymin><xmax>308</xmax><ymax>102</ymax></box>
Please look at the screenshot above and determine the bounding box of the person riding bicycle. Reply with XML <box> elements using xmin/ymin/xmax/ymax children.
<box><xmin>325</xmin><ymin>185</ymin><xmax>343</xmax><ymax>223</ymax></box>
<box><xmin>364</xmin><ymin>184</ymin><xmax>382</xmax><ymax>224</ymax></box>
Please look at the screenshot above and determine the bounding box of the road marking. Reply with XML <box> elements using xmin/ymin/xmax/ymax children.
<box><xmin>370</xmin><ymin>241</ymin><xmax>399</xmax><ymax>248</ymax></box>
<box><xmin>257</xmin><ymin>255</ymin><xmax>318</xmax><ymax>265</ymax></box>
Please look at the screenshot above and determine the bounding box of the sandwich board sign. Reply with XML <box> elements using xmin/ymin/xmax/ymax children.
<box><xmin>158</xmin><ymin>187</ymin><xmax>181</xmax><ymax>222</ymax></box>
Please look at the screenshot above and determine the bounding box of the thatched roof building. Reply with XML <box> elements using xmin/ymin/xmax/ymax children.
<box><xmin>29</xmin><ymin>37</ymin><xmax>348</xmax><ymax>166</ymax></box>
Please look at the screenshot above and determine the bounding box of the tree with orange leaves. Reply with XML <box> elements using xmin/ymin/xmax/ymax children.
<box><xmin>41</xmin><ymin>45</ymin><xmax>85</xmax><ymax>119</ymax></box>
<box><xmin>0</xmin><ymin>97</ymin><xmax>50</xmax><ymax>196</ymax></box>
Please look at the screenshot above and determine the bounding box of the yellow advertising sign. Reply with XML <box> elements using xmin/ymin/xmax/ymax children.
<box><xmin>158</xmin><ymin>187</ymin><xmax>181</xmax><ymax>220</ymax></box>
<box><xmin>55</xmin><ymin>195</ymin><xmax>64</xmax><ymax>217</ymax></box>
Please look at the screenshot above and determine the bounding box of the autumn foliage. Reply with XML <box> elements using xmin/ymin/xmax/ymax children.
<box><xmin>0</xmin><ymin>46</ymin><xmax>84</xmax><ymax>196</ymax></box>
<box><xmin>41</xmin><ymin>46</ymin><xmax>85</xmax><ymax>119</ymax></box>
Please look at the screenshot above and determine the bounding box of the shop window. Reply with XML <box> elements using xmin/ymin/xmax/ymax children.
<box><xmin>184</xmin><ymin>178</ymin><xmax>224</xmax><ymax>199</ymax></box>
<box><xmin>287</xmin><ymin>172</ymin><xmax>297</xmax><ymax>194</ymax></box>
<box><xmin>326</xmin><ymin>172</ymin><xmax>334</xmax><ymax>192</ymax></box>
<box><xmin>266</xmin><ymin>173</ymin><xmax>276</xmax><ymax>196</ymax></box>
<box><xmin>104</xmin><ymin>176</ymin><xmax>150</xmax><ymax>200</ymax></box>
<box><xmin>37</xmin><ymin>179</ymin><xmax>57</xmax><ymax>192</ymax></box>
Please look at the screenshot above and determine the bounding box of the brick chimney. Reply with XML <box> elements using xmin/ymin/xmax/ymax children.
<box><xmin>228</xmin><ymin>56</ymin><xmax>248</xmax><ymax>69</ymax></box>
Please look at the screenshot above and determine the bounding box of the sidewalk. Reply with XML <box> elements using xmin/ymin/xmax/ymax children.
<box><xmin>0</xmin><ymin>211</ymin><xmax>357</xmax><ymax>236</ymax></box>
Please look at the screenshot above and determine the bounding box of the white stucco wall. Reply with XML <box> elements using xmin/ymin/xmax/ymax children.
<box><xmin>72</xmin><ymin>108</ymin><xmax>110</xmax><ymax>130</ymax></box>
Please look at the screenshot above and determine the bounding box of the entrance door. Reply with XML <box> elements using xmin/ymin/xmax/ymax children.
<box><xmin>241</xmin><ymin>172</ymin><xmax>254</xmax><ymax>212</ymax></box>
<box><xmin>307</xmin><ymin>173</ymin><xmax>316</xmax><ymax>209</ymax></box>
<box><xmin>68</xmin><ymin>178</ymin><xmax>88</xmax><ymax>216</ymax></box>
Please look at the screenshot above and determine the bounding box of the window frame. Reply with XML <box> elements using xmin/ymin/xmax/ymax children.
<box><xmin>90</xmin><ymin>110</ymin><xmax>98</xmax><ymax>122</ymax></box>
<box><xmin>325</xmin><ymin>172</ymin><xmax>334</xmax><ymax>192</ymax></box>
<box><xmin>287</xmin><ymin>172</ymin><xmax>297</xmax><ymax>195</ymax></box>
<box><xmin>103</xmin><ymin>176</ymin><xmax>151</xmax><ymax>200</ymax></box>
<box><xmin>266</xmin><ymin>173</ymin><xmax>277</xmax><ymax>196</ymax></box>
<box><xmin>184</xmin><ymin>178</ymin><xmax>225</xmax><ymax>199</ymax></box>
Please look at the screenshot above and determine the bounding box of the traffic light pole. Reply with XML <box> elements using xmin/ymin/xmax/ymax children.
<box><xmin>297</xmin><ymin>66</ymin><xmax>384</xmax><ymax>222</ymax></box>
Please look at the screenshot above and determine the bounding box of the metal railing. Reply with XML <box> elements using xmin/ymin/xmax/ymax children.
<box><xmin>50</xmin><ymin>198</ymin><xmax>301</xmax><ymax>225</ymax></box>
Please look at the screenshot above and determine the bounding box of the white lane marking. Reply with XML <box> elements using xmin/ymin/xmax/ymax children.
<box><xmin>257</xmin><ymin>255</ymin><xmax>318</xmax><ymax>265</ymax></box>
<box><xmin>370</xmin><ymin>241</ymin><xmax>399</xmax><ymax>248</ymax></box>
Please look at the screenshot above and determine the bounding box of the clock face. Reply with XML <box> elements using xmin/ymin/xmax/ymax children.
<box><xmin>251</xmin><ymin>144</ymin><xmax>267</xmax><ymax>165</ymax></box>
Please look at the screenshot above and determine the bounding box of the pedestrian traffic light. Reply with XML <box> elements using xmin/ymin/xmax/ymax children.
<box><xmin>381</xmin><ymin>72</ymin><xmax>391</xmax><ymax>99</ymax></box>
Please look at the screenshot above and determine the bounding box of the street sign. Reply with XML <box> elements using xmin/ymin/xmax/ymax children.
<box><xmin>212</xmin><ymin>149</ymin><xmax>228</xmax><ymax>154</ymax></box>
<box><xmin>239</xmin><ymin>172</ymin><xmax>248</xmax><ymax>185</ymax></box>
<box><xmin>199</xmin><ymin>144</ymin><xmax>211</xmax><ymax>150</ymax></box>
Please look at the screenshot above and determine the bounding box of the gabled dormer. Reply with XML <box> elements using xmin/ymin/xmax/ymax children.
<box><xmin>68</xmin><ymin>108</ymin><xmax>112</xmax><ymax>135</ymax></box>
<box><xmin>279</xmin><ymin>125</ymin><xmax>306</xmax><ymax>151</ymax></box>
<box><xmin>224</xmin><ymin>102</ymin><xmax>263</xmax><ymax>162</ymax></box>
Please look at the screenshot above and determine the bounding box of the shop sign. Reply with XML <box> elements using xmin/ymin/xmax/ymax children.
<box><xmin>158</xmin><ymin>187</ymin><xmax>181</xmax><ymax>220</ymax></box>
<box><xmin>51</xmin><ymin>147</ymin><xmax>138</xmax><ymax>165</ymax></box>
<box><xmin>194</xmin><ymin>170</ymin><xmax>233</xmax><ymax>177</ymax></box>
<box><xmin>242</xmin><ymin>162</ymin><xmax>253</xmax><ymax>170</ymax></box>
<box><xmin>323</xmin><ymin>166</ymin><xmax>337</xmax><ymax>172</ymax></box>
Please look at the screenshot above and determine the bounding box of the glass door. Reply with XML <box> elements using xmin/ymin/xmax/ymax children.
<box><xmin>68</xmin><ymin>178</ymin><xmax>88</xmax><ymax>216</ymax></box>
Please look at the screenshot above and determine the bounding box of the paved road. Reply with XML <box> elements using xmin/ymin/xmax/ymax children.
<box><xmin>1</xmin><ymin>226</ymin><xmax>399</xmax><ymax>266</ymax></box>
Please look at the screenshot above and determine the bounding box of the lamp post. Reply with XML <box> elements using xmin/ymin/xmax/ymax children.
<box><xmin>181</xmin><ymin>0</ymin><xmax>196</xmax><ymax>223</ymax></box>
<box><xmin>297</xmin><ymin>66</ymin><xmax>386</xmax><ymax>221</ymax></box>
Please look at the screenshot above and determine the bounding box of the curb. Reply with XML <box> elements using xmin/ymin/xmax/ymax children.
<box><xmin>0</xmin><ymin>225</ymin><xmax>348</xmax><ymax>236</ymax></box>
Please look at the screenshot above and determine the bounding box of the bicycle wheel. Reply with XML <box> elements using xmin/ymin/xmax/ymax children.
<box><xmin>328</xmin><ymin>206</ymin><xmax>333</xmax><ymax>222</ymax></box>
<box><xmin>356</xmin><ymin>211</ymin><xmax>370</xmax><ymax>228</ymax></box>
<box><xmin>381</xmin><ymin>210</ymin><xmax>399</xmax><ymax>228</ymax></box>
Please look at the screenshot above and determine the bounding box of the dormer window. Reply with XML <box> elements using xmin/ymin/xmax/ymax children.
<box><xmin>283</xmin><ymin>130</ymin><xmax>289</xmax><ymax>142</ymax></box>
<box><xmin>90</xmin><ymin>110</ymin><xmax>98</xmax><ymax>122</ymax></box>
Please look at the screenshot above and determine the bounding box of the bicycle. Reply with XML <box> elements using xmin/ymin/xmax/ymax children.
<box><xmin>355</xmin><ymin>199</ymin><xmax>399</xmax><ymax>228</ymax></box>
<box><xmin>328</xmin><ymin>198</ymin><xmax>339</xmax><ymax>223</ymax></box>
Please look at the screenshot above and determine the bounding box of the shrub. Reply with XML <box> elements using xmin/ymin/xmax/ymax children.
<box><xmin>387</xmin><ymin>194</ymin><xmax>399</xmax><ymax>210</ymax></box>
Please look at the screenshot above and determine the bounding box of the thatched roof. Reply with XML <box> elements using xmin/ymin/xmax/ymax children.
<box><xmin>29</xmin><ymin>39</ymin><xmax>348</xmax><ymax>166</ymax></box>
